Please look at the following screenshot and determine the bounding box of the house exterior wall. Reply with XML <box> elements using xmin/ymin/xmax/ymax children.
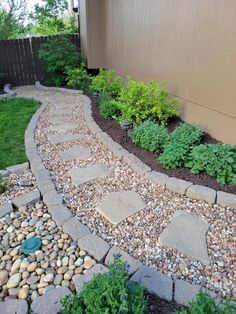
<box><xmin>80</xmin><ymin>0</ymin><xmax>236</xmax><ymax>144</ymax></box>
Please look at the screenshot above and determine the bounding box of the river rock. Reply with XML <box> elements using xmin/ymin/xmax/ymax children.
<box><xmin>0</xmin><ymin>270</ymin><xmax>9</xmax><ymax>286</ymax></box>
<box><xmin>7</xmin><ymin>273</ymin><xmax>21</xmax><ymax>288</ymax></box>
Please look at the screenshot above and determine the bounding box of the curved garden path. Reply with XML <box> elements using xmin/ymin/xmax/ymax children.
<box><xmin>16</xmin><ymin>85</ymin><xmax>235</xmax><ymax>301</ymax></box>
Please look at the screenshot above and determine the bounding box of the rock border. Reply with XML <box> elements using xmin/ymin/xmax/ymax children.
<box><xmin>0</xmin><ymin>84</ymin><xmax>17</xmax><ymax>100</ymax></box>
<box><xmin>35</xmin><ymin>81</ymin><xmax>83</xmax><ymax>95</ymax></box>
<box><xmin>0</xmin><ymin>83</ymin><xmax>227</xmax><ymax>313</ymax></box>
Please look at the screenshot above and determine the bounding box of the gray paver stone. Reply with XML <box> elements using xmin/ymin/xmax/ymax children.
<box><xmin>98</xmin><ymin>191</ymin><xmax>146</xmax><ymax>225</ymax></box>
<box><xmin>48</xmin><ymin>123</ymin><xmax>78</xmax><ymax>132</ymax></box>
<box><xmin>123</xmin><ymin>153</ymin><xmax>151</xmax><ymax>175</ymax></box>
<box><xmin>43</xmin><ymin>189</ymin><xmax>63</xmax><ymax>207</ymax></box>
<box><xmin>61</xmin><ymin>147</ymin><xmax>91</xmax><ymax>161</ymax></box>
<box><xmin>186</xmin><ymin>185</ymin><xmax>216</xmax><ymax>203</ymax></box>
<box><xmin>131</xmin><ymin>266</ymin><xmax>173</xmax><ymax>301</ymax></box>
<box><xmin>73</xmin><ymin>264</ymin><xmax>108</xmax><ymax>294</ymax></box>
<box><xmin>63</xmin><ymin>217</ymin><xmax>91</xmax><ymax>241</ymax></box>
<box><xmin>6</xmin><ymin>162</ymin><xmax>29</xmax><ymax>174</ymax></box>
<box><xmin>31</xmin><ymin>287</ymin><xmax>71</xmax><ymax>314</ymax></box>
<box><xmin>0</xmin><ymin>170</ymin><xmax>10</xmax><ymax>178</ymax></box>
<box><xmin>34</xmin><ymin>168</ymin><xmax>51</xmax><ymax>182</ymax></box>
<box><xmin>48</xmin><ymin>134</ymin><xmax>83</xmax><ymax>145</ymax></box>
<box><xmin>145</xmin><ymin>170</ymin><xmax>169</xmax><ymax>187</ymax></box>
<box><xmin>37</xmin><ymin>179</ymin><xmax>55</xmax><ymax>195</ymax></box>
<box><xmin>0</xmin><ymin>203</ymin><xmax>13</xmax><ymax>218</ymax></box>
<box><xmin>49</xmin><ymin>205</ymin><xmax>73</xmax><ymax>226</ymax></box>
<box><xmin>69</xmin><ymin>164</ymin><xmax>109</xmax><ymax>186</ymax></box>
<box><xmin>12</xmin><ymin>190</ymin><xmax>41</xmax><ymax>208</ymax></box>
<box><xmin>159</xmin><ymin>210</ymin><xmax>210</xmax><ymax>265</ymax></box>
<box><xmin>105</xmin><ymin>246</ymin><xmax>142</xmax><ymax>275</ymax></box>
<box><xmin>0</xmin><ymin>300</ymin><xmax>28</xmax><ymax>314</ymax></box>
<box><xmin>78</xmin><ymin>234</ymin><xmax>110</xmax><ymax>262</ymax></box>
<box><xmin>87</xmin><ymin>119</ymin><xmax>102</xmax><ymax>134</ymax></box>
<box><xmin>217</xmin><ymin>191</ymin><xmax>236</xmax><ymax>208</ymax></box>
<box><xmin>166</xmin><ymin>177</ymin><xmax>192</xmax><ymax>195</ymax></box>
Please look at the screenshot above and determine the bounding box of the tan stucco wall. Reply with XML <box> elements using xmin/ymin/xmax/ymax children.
<box><xmin>80</xmin><ymin>0</ymin><xmax>236</xmax><ymax>144</ymax></box>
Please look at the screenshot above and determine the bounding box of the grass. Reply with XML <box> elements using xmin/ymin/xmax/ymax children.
<box><xmin>0</xmin><ymin>97</ymin><xmax>40</xmax><ymax>169</ymax></box>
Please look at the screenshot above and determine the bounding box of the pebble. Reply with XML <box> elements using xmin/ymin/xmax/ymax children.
<box><xmin>43</xmin><ymin>273</ymin><xmax>54</xmax><ymax>283</ymax></box>
<box><xmin>7</xmin><ymin>273</ymin><xmax>21</xmax><ymax>288</ymax></box>
<box><xmin>11</xmin><ymin>259</ymin><xmax>22</xmax><ymax>274</ymax></box>
<box><xmin>62</xmin><ymin>256</ymin><xmax>69</xmax><ymax>266</ymax></box>
<box><xmin>0</xmin><ymin>270</ymin><xmax>9</xmax><ymax>287</ymax></box>
<box><xmin>26</xmin><ymin>275</ymin><xmax>39</xmax><ymax>285</ymax></box>
<box><xmin>75</xmin><ymin>258</ymin><xmax>83</xmax><ymax>267</ymax></box>
<box><xmin>54</xmin><ymin>274</ymin><xmax>63</xmax><ymax>286</ymax></box>
<box><xmin>18</xmin><ymin>287</ymin><xmax>29</xmax><ymax>299</ymax></box>
<box><xmin>83</xmin><ymin>259</ymin><xmax>95</xmax><ymax>270</ymax></box>
<box><xmin>57</xmin><ymin>266</ymin><xmax>68</xmax><ymax>274</ymax></box>
<box><xmin>27</xmin><ymin>262</ymin><xmax>37</xmax><ymax>273</ymax></box>
<box><xmin>64</xmin><ymin>270</ymin><xmax>74</xmax><ymax>281</ymax></box>
<box><xmin>7</xmin><ymin>226</ymin><xmax>15</xmax><ymax>233</ymax></box>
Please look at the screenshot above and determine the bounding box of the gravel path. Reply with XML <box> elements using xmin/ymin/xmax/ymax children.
<box><xmin>16</xmin><ymin>86</ymin><xmax>235</xmax><ymax>300</ymax></box>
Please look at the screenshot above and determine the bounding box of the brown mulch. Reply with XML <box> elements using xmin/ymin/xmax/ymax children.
<box><xmin>89</xmin><ymin>93</ymin><xmax>236</xmax><ymax>194</ymax></box>
<box><xmin>146</xmin><ymin>292</ymin><xmax>186</xmax><ymax>314</ymax></box>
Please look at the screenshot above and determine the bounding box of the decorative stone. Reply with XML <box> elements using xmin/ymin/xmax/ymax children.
<box><xmin>0</xmin><ymin>203</ymin><xmax>13</xmax><ymax>219</ymax></box>
<box><xmin>48</xmin><ymin>134</ymin><xmax>83</xmax><ymax>145</ymax></box>
<box><xmin>105</xmin><ymin>246</ymin><xmax>142</xmax><ymax>275</ymax></box>
<box><xmin>78</xmin><ymin>235</ymin><xmax>110</xmax><ymax>262</ymax></box>
<box><xmin>217</xmin><ymin>191</ymin><xmax>236</xmax><ymax>208</ymax></box>
<box><xmin>54</xmin><ymin>274</ymin><xmax>63</xmax><ymax>286</ymax></box>
<box><xmin>73</xmin><ymin>264</ymin><xmax>108</xmax><ymax>294</ymax></box>
<box><xmin>145</xmin><ymin>170</ymin><xmax>169</xmax><ymax>187</ymax></box>
<box><xmin>11</xmin><ymin>259</ymin><xmax>21</xmax><ymax>273</ymax></box>
<box><xmin>6</xmin><ymin>162</ymin><xmax>29</xmax><ymax>174</ymax></box>
<box><xmin>27</xmin><ymin>262</ymin><xmax>37</xmax><ymax>273</ymax></box>
<box><xmin>166</xmin><ymin>177</ymin><xmax>192</xmax><ymax>195</ymax></box>
<box><xmin>186</xmin><ymin>185</ymin><xmax>216</xmax><ymax>203</ymax></box>
<box><xmin>7</xmin><ymin>273</ymin><xmax>21</xmax><ymax>288</ymax></box>
<box><xmin>131</xmin><ymin>266</ymin><xmax>173</xmax><ymax>301</ymax></box>
<box><xmin>43</xmin><ymin>190</ymin><xmax>62</xmax><ymax>207</ymax></box>
<box><xmin>69</xmin><ymin>164</ymin><xmax>110</xmax><ymax>186</ymax></box>
<box><xmin>43</xmin><ymin>273</ymin><xmax>54</xmax><ymax>283</ymax></box>
<box><xmin>0</xmin><ymin>169</ymin><xmax>10</xmax><ymax>178</ymax></box>
<box><xmin>31</xmin><ymin>287</ymin><xmax>71</xmax><ymax>314</ymax></box>
<box><xmin>48</xmin><ymin>205</ymin><xmax>72</xmax><ymax>226</ymax></box>
<box><xmin>0</xmin><ymin>270</ymin><xmax>9</xmax><ymax>286</ymax></box>
<box><xmin>158</xmin><ymin>210</ymin><xmax>210</xmax><ymax>265</ymax></box>
<box><xmin>98</xmin><ymin>191</ymin><xmax>146</xmax><ymax>225</ymax></box>
<box><xmin>0</xmin><ymin>299</ymin><xmax>28</xmax><ymax>314</ymax></box>
<box><xmin>12</xmin><ymin>190</ymin><xmax>40</xmax><ymax>208</ymax></box>
<box><xmin>61</xmin><ymin>147</ymin><xmax>91</xmax><ymax>162</ymax></box>
<box><xmin>18</xmin><ymin>287</ymin><xmax>29</xmax><ymax>300</ymax></box>
<box><xmin>63</xmin><ymin>217</ymin><xmax>90</xmax><ymax>241</ymax></box>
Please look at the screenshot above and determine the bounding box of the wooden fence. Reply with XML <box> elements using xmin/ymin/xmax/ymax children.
<box><xmin>0</xmin><ymin>35</ymin><xmax>80</xmax><ymax>86</ymax></box>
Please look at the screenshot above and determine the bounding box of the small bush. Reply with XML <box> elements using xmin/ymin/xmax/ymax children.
<box><xmin>38</xmin><ymin>36</ymin><xmax>81</xmax><ymax>87</ymax></box>
<box><xmin>90</xmin><ymin>69</ymin><xmax>123</xmax><ymax>98</ymax></box>
<box><xmin>0</xmin><ymin>178</ymin><xmax>8</xmax><ymax>194</ymax></box>
<box><xmin>65</xmin><ymin>64</ymin><xmax>92</xmax><ymax>91</ymax></box>
<box><xmin>159</xmin><ymin>123</ymin><xmax>203</xmax><ymax>169</ymax></box>
<box><xmin>114</xmin><ymin>80</ymin><xmax>180</xmax><ymax>125</ymax></box>
<box><xmin>61</xmin><ymin>255</ymin><xmax>147</xmax><ymax>314</ymax></box>
<box><xmin>131</xmin><ymin>121</ymin><xmax>170</xmax><ymax>154</ymax></box>
<box><xmin>98</xmin><ymin>93</ymin><xmax>121</xmax><ymax>120</ymax></box>
<box><xmin>175</xmin><ymin>290</ymin><xmax>236</xmax><ymax>314</ymax></box>
<box><xmin>185</xmin><ymin>144</ymin><xmax>236</xmax><ymax>185</ymax></box>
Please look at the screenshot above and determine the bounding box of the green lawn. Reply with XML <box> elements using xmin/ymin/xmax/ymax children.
<box><xmin>0</xmin><ymin>98</ymin><xmax>40</xmax><ymax>169</ymax></box>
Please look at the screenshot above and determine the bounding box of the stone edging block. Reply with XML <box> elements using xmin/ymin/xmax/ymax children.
<box><xmin>217</xmin><ymin>191</ymin><xmax>236</xmax><ymax>208</ymax></box>
<box><xmin>0</xmin><ymin>84</ymin><xmax>17</xmax><ymax>100</ymax></box>
<box><xmin>166</xmin><ymin>177</ymin><xmax>192</xmax><ymax>195</ymax></box>
<box><xmin>12</xmin><ymin>189</ymin><xmax>41</xmax><ymax>208</ymax></box>
<box><xmin>186</xmin><ymin>185</ymin><xmax>216</xmax><ymax>203</ymax></box>
<box><xmin>35</xmin><ymin>81</ymin><xmax>83</xmax><ymax>95</ymax></box>
<box><xmin>62</xmin><ymin>217</ymin><xmax>91</xmax><ymax>241</ymax></box>
<box><xmin>0</xmin><ymin>203</ymin><xmax>13</xmax><ymax>219</ymax></box>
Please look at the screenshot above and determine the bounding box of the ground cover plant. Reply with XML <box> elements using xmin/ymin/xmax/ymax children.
<box><xmin>98</xmin><ymin>93</ymin><xmax>121</xmax><ymax>120</ymax></box>
<box><xmin>61</xmin><ymin>255</ymin><xmax>147</xmax><ymax>314</ymax></box>
<box><xmin>0</xmin><ymin>97</ymin><xmax>40</xmax><ymax>169</ymax></box>
<box><xmin>65</xmin><ymin>64</ymin><xmax>92</xmax><ymax>92</ymax></box>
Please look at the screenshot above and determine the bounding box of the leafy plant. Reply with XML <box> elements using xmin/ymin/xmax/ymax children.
<box><xmin>159</xmin><ymin>123</ymin><xmax>203</xmax><ymax>169</ymax></box>
<box><xmin>90</xmin><ymin>69</ymin><xmax>123</xmax><ymax>98</ymax></box>
<box><xmin>61</xmin><ymin>255</ymin><xmax>147</xmax><ymax>314</ymax></box>
<box><xmin>114</xmin><ymin>80</ymin><xmax>180</xmax><ymax>125</ymax></box>
<box><xmin>175</xmin><ymin>290</ymin><xmax>236</xmax><ymax>314</ymax></box>
<box><xmin>98</xmin><ymin>93</ymin><xmax>121</xmax><ymax>120</ymax></box>
<box><xmin>186</xmin><ymin>144</ymin><xmax>236</xmax><ymax>185</ymax></box>
<box><xmin>0</xmin><ymin>178</ymin><xmax>8</xmax><ymax>194</ymax></box>
<box><xmin>131</xmin><ymin>120</ymin><xmax>170</xmax><ymax>154</ymax></box>
<box><xmin>66</xmin><ymin>64</ymin><xmax>92</xmax><ymax>91</ymax></box>
<box><xmin>38</xmin><ymin>36</ymin><xmax>81</xmax><ymax>87</ymax></box>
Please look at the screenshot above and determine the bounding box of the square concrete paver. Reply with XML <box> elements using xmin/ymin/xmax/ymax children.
<box><xmin>47</xmin><ymin>124</ymin><xmax>78</xmax><ymax>132</ymax></box>
<box><xmin>61</xmin><ymin>147</ymin><xmax>91</xmax><ymax>161</ymax></box>
<box><xmin>69</xmin><ymin>164</ymin><xmax>109</xmax><ymax>186</ymax></box>
<box><xmin>158</xmin><ymin>210</ymin><xmax>210</xmax><ymax>265</ymax></box>
<box><xmin>48</xmin><ymin>134</ymin><xmax>83</xmax><ymax>145</ymax></box>
<box><xmin>97</xmin><ymin>191</ymin><xmax>146</xmax><ymax>225</ymax></box>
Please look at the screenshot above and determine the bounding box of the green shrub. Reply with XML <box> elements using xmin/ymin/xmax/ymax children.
<box><xmin>175</xmin><ymin>290</ymin><xmax>236</xmax><ymax>314</ymax></box>
<box><xmin>0</xmin><ymin>73</ymin><xmax>7</xmax><ymax>88</ymax></box>
<box><xmin>65</xmin><ymin>64</ymin><xmax>92</xmax><ymax>91</ymax></box>
<box><xmin>159</xmin><ymin>123</ymin><xmax>203</xmax><ymax>169</ymax></box>
<box><xmin>98</xmin><ymin>93</ymin><xmax>121</xmax><ymax>120</ymax></box>
<box><xmin>38</xmin><ymin>36</ymin><xmax>81</xmax><ymax>87</ymax></box>
<box><xmin>131</xmin><ymin>121</ymin><xmax>170</xmax><ymax>153</ymax></box>
<box><xmin>90</xmin><ymin>69</ymin><xmax>123</xmax><ymax>98</ymax></box>
<box><xmin>61</xmin><ymin>255</ymin><xmax>147</xmax><ymax>314</ymax></box>
<box><xmin>185</xmin><ymin>144</ymin><xmax>236</xmax><ymax>185</ymax></box>
<box><xmin>114</xmin><ymin>80</ymin><xmax>180</xmax><ymax>125</ymax></box>
<box><xmin>0</xmin><ymin>178</ymin><xmax>8</xmax><ymax>194</ymax></box>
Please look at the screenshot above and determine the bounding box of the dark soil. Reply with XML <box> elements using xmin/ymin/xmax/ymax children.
<box><xmin>146</xmin><ymin>292</ymin><xmax>186</xmax><ymax>314</ymax></box>
<box><xmin>0</xmin><ymin>90</ymin><xmax>6</xmax><ymax>95</ymax></box>
<box><xmin>88</xmin><ymin>93</ymin><xmax>236</xmax><ymax>194</ymax></box>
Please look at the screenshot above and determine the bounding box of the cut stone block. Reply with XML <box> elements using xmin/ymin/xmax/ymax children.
<box><xmin>48</xmin><ymin>205</ymin><xmax>73</xmax><ymax>226</ymax></box>
<box><xmin>217</xmin><ymin>191</ymin><xmax>236</xmax><ymax>208</ymax></box>
<box><xmin>166</xmin><ymin>177</ymin><xmax>192</xmax><ymax>195</ymax></box>
<box><xmin>123</xmin><ymin>153</ymin><xmax>151</xmax><ymax>175</ymax></box>
<box><xmin>50</xmin><ymin>117</ymin><xmax>72</xmax><ymax>125</ymax></box>
<box><xmin>78</xmin><ymin>234</ymin><xmax>110</xmax><ymax>262</ymax></box>
<box><xmin>97</xmin><ymin>191</ymin><xmax>146</xmax><ymax>225</ymax></box>
<box><xmin>0</xmin><ymin>170</ymin><xmax>10</xmax><ymax>178</ymax></box>
<box><xmin>73</xmin><ymin>264</ymin><xmax>108</xmax><ymax>294</ymax></box>
<box><xmin>61</xmin><ymin>147</ymin><xmax>91</xmax><ymax>162</ymax></box>
<box><xmin>63</xmin><ymin>217</ymin><xmax>91</xmax><ymax>241</ymax></box>
<box><xmin>43</xmin><ymin>190</ymin><xmax>63</xmax><ymax>207</ymax></box>
<box><xmin>131</xmin><ymin>266</ymin><xmax>173</xmax><ymax>301</ymax></box>
<box><xmin>6</xmin><ymin>162</ymin><xmax>29</xmax><ymax>174</ymax></box>
<box><xmin>12</xmin><ymin>190</ymin><xmax>41</xmax><ymax>208</ymax></box>
<box><xmin>48</xmin><ymin>133</ymin><xmax>83</xmax><ymax>145</ymax></box>
<box><xmin>47</xmin><ymin>124</ymin><xmax>78</xmax><ymax>132</ymax></box>
<box><xmin>105</xmin><ymin>246</ymin><xmax>142</xmax><ymax>275</ymax></box>
<box><xmin>37</xmin><ymin>179</ymin><xmax>55</xmax><ymax>195</ymax></box>
<box><xmin>31</xmin><ymin>287</ymin><xmax>71</xmax><ymax>314</ymax></box>
<box><xmin>186</xmin><ymin>185</ymin><xmax>216</xmax><ymax>203</ymax></box>
<box><xmin>0</xmin><ymin>299</ymin><xmax>28</xmax><ymax>314</ymax></box>
<box><xmin>145</xmin><ymin>170</ymin><xmax>169</xmax><ymax>187</ymax></box>
<box><xmin>0</xmin><ymin>203</ymin><xmax>13</xmax><ymax>218</ymax></box>
<box><xmin>159</xmin><ymin>210</ymin><xmax>210</xmax><ymax>265</ymax></box>
<box><xmin>69</xmin><ymin>164</ymin><xmax>109</xmax><ymax>186</ymax></box>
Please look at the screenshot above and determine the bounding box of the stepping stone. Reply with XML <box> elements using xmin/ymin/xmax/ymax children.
<box><xmin>158</xmin><ymin>210</ymin><xmax>210</xmax><ymax>265</ymax></box>
<box><xmin>69</xmin><ymin>164</ymin><xmax>109</xmax><ymax>186</ymax></box>
<box><xmin>47</xmin><ymin>124</ymin><xmax>78</xmax><ymax>132</ymax></box>
<box><xmin>48</xmin><ymin>134</ymin><xmax>83</xmax><ymax>145</ymax></box>
<box><xmin>49</xmin><ymin>117</ymin><xmax>72</xmax><ymax>125</ymax></box>
<box><xmin>97</xmin><ymin>191</ymin><xmax>146</xmax><ymax>225</ymax></box>
<box><xmin>0</xmin><ymin>299</ymin><xmax>28</xmax><ymax>314</ymax></box>
<box><xmin>61</xmin><ymin>147</ymin><xmax>91</xmax><ymax>161</ymax></box>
